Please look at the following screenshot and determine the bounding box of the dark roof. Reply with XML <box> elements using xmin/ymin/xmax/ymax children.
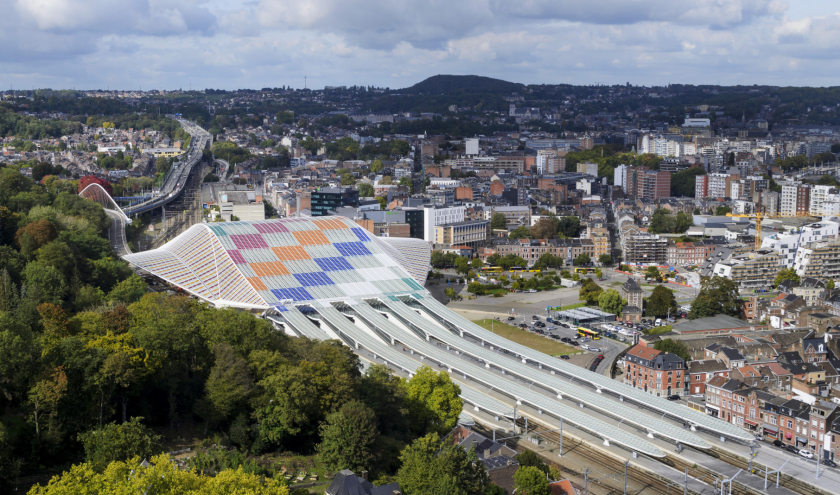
<box><xmin>777</xmin><ymin>351</ymin><xmax>804</xmax><ymax>364</ymax></box>
<box><xmin>622</xmin><ymin>277</ymin><xmax>643</xmax><ymax>293</ymax></box>
<box><xmin>622</xmin><ymin>305</ymin><xmax>642</xmax><ymax>313</ymax></box>
<box><xmin>326</xmin><ymin>470</ymin><xmax>400</xmax><ymax>495</ymax></box>
<box><xmin>718</xmin><ymin>347</ymin><xmax>746</xmax><ymax>361</ymax></box>
<box><xmin>688</xmin><ymin>359</ymin><xmax>729</xmax><ymax>374</ymax></box>
<box><xmin>778</xmin><ymin>279</ymin><xmax>800</xmax><ymax>291</ymax></box>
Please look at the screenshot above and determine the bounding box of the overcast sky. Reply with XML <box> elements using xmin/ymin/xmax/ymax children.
<box><xmin>4</xmin><ymin>0</ymin><xmax>840</xmax><ymax>91</ymax></box>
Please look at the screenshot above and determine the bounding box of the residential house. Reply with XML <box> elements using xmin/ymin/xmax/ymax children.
<box><xmin>624</xmin><ymin>345</ymin><xmax>687</xmax><ymax>397</ymax></box>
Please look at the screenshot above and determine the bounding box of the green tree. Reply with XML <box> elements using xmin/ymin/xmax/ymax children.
<box><xmin>645</xmin><ymin>286</ymin><xmax>677</xmax><ymax>318</ymax></box>
<box><xmin>827</xmin><ymin>279</ymin><xmax>836</xmax><ymax>290</ymax></box>
<box><xmin>715</xmin><ymin>205</ymin><xmax>732</xmax><ymax>216</ymax></box>
<box><xmin>358</xmin><ymin>183</ymin><xmax>375</xmax><ymax>197</ymax></box>
<box><xmin>514</xmin><ymin>450</ymin><xmax>549</xmax><ymax>474</ymax></box>
<box><xmin>397</xmin><ymin>433</ymin><xmax>491</xmax><ymax>495</ymax></box>
<box><xmin>688</xmin><ymin>276</ymin><xmax>743</xmax><ymax>319</ymax></box>
<box><xmin>27</xmin><ymin>454</ymin><xmax>290</xmax><ymax>494</ymax></box>
<box><xmin>670</xmin><ymin>167</ymin><xmax>706</xmax><ymax>197</ymax></box>
<box><xmin>444</xmin><ymin>288</ymin><xmax>456</xmax><ymax>299</ymax></box>
<box><xmin>369</xmin><ymin>159</ymin><xmax>383</xmax><ymax>173</ymax></box>
<box><xmin>200</xmin><ymin>343</ymin><xmax>253</xmax><ymax>432</ymax></box>
<box><xmin>470</xmin><ymin>258</ymin><xmax>483</xmax><ymax>270</ymax></box>
<box><xmin>107</xmin><ymin>274</ymin><xmax>148</xmax><ymax>304</ymax></box>
<box><xmin>379</xmin><ymin>175</ymin><xmax>393</xmax><ymax>185</ymax></box>
<box><xmin>276</xmin><ymin>110</ymin><xmax>295</xmax><ymax>124</ymax></box>
<box><xmin>317</xmin><ymin>400</ymin><xmax>379</xmax><ymax>472</ymax></box>
<box><xmin>508</xmin><ymin>226</ymin><xmax>531</xmax><ymax>240</ymax></box>
<box><xmin>455</xmin><ymin>257</ymin><xmax>470</xmax><ymax>275</ymax></box>
<box><xmin>654</xmin><ymin>338</ymin><xmax>691</xmax><ymax>361</ymax></box>
<box><xmin>645</xmin><ymin>266</ymin><xmax>661</xmax><ymax>281</ymax></box>
<box><xmin>403</xmin><ymin>366</ymin><xmax>462</xmax><ymax>436</ymax></box>
<box><xmin>514</xmin><ymin>466</ymin><xmax>550</xmax><ymax>495</ymax></box>
<box><xmin>573</xmin><ymin>253</ymin><xmax>591</xmax><ymax>266</ymax></box>
<box><xmin>598</xmin><ymin>289</ymin><xmax>626</xmax><ymax>316</ymax></box>
<box><xmin>579</xmin><ymin>279</ymin><xmax>604</xmax><ymax>305</ymax></box>
<box><xmin>594</xmin><ymin>268</ymin><xmax>602</xmax><ymax>279</ymax></box>
<box><xmin>774</xmin><ymin>268</ymin><xmax>800</xmax><ymax>288</ymax></box>
<box><xmin>557</xmin><ymin>216</ymin><xmax>581</xmax><ymax>237</ymax></box>
<box><xmin>490</xmin><ymin>213</ymin><xmax>508</xmax><ymax>230</ymax></box>
<box><xmin>530</xmin><ymin>217</ymin><xmax>558</xmax><ymax>239</ymax></box>
<box><xmin>341</xmin><ymin>173</ymin><xmax>356</xmax><ymax>186</ymax></box>
<box><xmin>358</xmin><ymin>364</ymin><xmax>408</xmax><ymax>438</ymax></box>
<box><xmin>467</xmin><ymin>282</ymin><xmax>484</xmax><ymax>295</ymax></box>
<box><xmin>78</xmin><ymin>417</ymin><xmax>162</xmax><ymax>472</ymax></box>
<box><xmin>598</xmin><ymin>254</ymin><xmax>612</xmax><ymax>265</ymax></box>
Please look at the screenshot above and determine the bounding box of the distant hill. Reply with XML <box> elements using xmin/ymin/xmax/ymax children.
<box><xmin>401</xmin><ymin>75</ymin><xmax>524</xmax><ymax>94</ymax></box>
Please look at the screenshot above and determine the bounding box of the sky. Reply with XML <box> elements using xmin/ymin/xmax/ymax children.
<box><xmin>3</xmin><ymin>0</ymin><xmax>840</xmax><ymax>91</ymax></box>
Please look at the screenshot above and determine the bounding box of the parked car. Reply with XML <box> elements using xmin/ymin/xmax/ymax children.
<box><xmin>754</xmin><ymin>433</ymin><xmax>764</xmax><ymax>442</ymax></box>
<box><xmin>527</xmin><ymin>289</ymin><xmax>537</xmax><ymax>293</ymax></box>
<box><xmin>772</xmin><ymin>439</ymin><xmax>784</xmax><ymax>448</ymax></box>
<box><xmin>507</xmin><ymin>316</ymin><xmax>515</xmax><ymax>321</ymax></box>
<box><xmin>655</xmin><ymin>318</ymin><xmax>663</xmax><ymax>326</ymax></box>
<box><xmin>560</xmin><ymin>354</ymin><xmax>570</xmax><ymax>360</ymax></box>
<box><xmin>666</xmin><ymin>395</ymin><xmax>681</xmax><ymax>401</ymax></box>
<box><xmin>823</xmin><ymin>458</ymin><xmax>837</xmax><ymax>468</ymax></box>
<box><xmin>785</xmin><ymin>445</ymin><xmax>799</xmax><ymax>454</ymax></box>
<box><xmin>580</xmin><ymin>344</ymin><xmax>590</xmax><ymax>351</ymax></box>
<box><xmin>619</xmin><ymin>336</ymin><xmax>626</xmax><ymax>342</ymax></box>
<box><xmin>799</xmin><ymin>449</ymin><xmax>814</xmax><ymax>459</ymax></box>
<box><xmin>532</xmin><ymin>315</ymin><xmax>539</xmax><ymax>320</ymax></box>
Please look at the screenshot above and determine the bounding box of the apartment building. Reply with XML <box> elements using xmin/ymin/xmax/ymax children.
<box><xmin>433</xmin><ymin>219</ymin><xmax>489</xmax><ymax>247</ymax></box>
<box><xmin>492</xmin><ymin>238</ymin><xmax>597</xmax><ymax>265</ymax></box>
<box><xmin>794</xmin><ymin>238</ymin><xmax>840</xmax><ymax>280</ymax></box>
<box><xmin>808</xmin><ymin>185</ymin><xmax>838</xmax><ymax>216</ymax></box>
<box><xmin>488</xmin><ymin>206</ymin><xmax>531</xmax><ymax>225</ymax></box>
<box><xmin>576</xmin><ymin>161</ymin><xmax>598</xmax><ymax>177</ymax></box>
<box><xmin>423</xmin><ymin>205</ymin><xmax>466</xmax><ymax>243</ymax></box>
<box><xmin>665</xmin><ymin>240</ymin><xmax>720</xmax><ymax>266</ymax></box>
<box><xmin>762</xmin><ymin>220</ymin><xmax>839</xmax><ymax>267</ymax></box>
<box><xmin>780</xmin><ymin>184</ymin><xmax>811</xmax><ymax>215</ymax></box>
<box><xmin>687</xmin><ymin>360</ymin><xmax>730</xmax><ymax>395</ymax></box>
<box><xmin>637</xmin><ymin>170</ymin><xmax>671</xmax><ymax>200</ymax></box>
<box><xmin>624</xmin><ymin>233</ymin><xmax>668</xmax><ymax>264</ymax></box>
<box><xmin>711</xmin><ymin>250</ymin><xmax>782</xmax><ymax>291</ymax></box>
<box><xmin>624</xmin><ymin>345</ymin><xmax>687</xmax><ymax>397</ymax></box>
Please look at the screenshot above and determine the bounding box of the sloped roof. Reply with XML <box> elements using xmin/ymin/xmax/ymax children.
<box><xmin>124</xmin><ymin>217</ymin><xmax>431</xmax><ymax>310</ymax></box>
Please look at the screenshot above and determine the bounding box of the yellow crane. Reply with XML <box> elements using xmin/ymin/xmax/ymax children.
<box><xmin>726</xmin><ymin>211</ymin><xmax>817</xmax><ymax>251</ymax></box>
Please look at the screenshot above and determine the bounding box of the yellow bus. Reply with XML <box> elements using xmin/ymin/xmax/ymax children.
<box><xmin>527</xmin><ymin>269</ymin><xmax>541</xmax><ymax>273</ymax></box>
<box><xmin>481</xmin><ymin>266</ymin><xmax>503</xmax><ymax>273</ymax></box>
<box><xmin>574</xmin><ymin>268</ymin><xmax>592</xmax><ymax>274</ymax></box>
<box><xmin>576</xmin><ymin>327</ymin><xmax>601</xmax><ymax>340</ymax></box>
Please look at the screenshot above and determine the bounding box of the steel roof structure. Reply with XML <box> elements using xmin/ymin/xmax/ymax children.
<box><xmin>412</xmin><ymin>296</ymin><xmax>754</xmax><ymax>442</ymax></box>
<box><xmin>123</xmin><ymin>217</ymin><xmax>431</xmax><ymax>310</ymax></box>
<box><xmin>377</xmin><ymin>298</ymin><xmax>710</xmax><ymax>449</ymax></box>
<box><xmin>341</xmin><ymin>300</ymin><xmax>666</xmax><ymax>458</ymax></box>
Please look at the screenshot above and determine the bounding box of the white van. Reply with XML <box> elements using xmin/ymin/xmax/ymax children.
<box><xmin>655</xmin><ymin>318</ymin><xmax>663</xmax><ymax>326</ymax></box>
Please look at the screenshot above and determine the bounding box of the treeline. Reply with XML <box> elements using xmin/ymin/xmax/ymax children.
<box><xmin>0</xmin><ymin>107</ymin><xmax>84</xmax><ymax>139</ymax></box>
<box><xmin>563</xmin><ymin>145</ymin><xmax>661</xmax><ymax>183</ymax></box>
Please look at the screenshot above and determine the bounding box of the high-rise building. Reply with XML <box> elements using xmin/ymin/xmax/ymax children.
<box><xmin>311</xmin><ymin>187</ymin><xmax>360</xmax><ymax>216</ymax></box>
<box><xmin>422</xmin><ymin>205</ymin><xmax>465</xmax><ymax>243</ymax></box>
<box><xmin>780</xmin><ymin>184</ymin><xmax>811</xmax><ymax>215</ymax></box>
<box><xmin>809</xmin><ymin>185</ymin><xmax>838</xmax><ymax>216</ymax></box>
<box><xmin>465</xmin><ymin>138</ymin><xmax>479</xmax><ymax>156</ymax></box>
<box><xmin>695</xmin><ymin>175</ymin><xmax>709</xmax><ymax>198</ymax></box>
<box><xmin>637</xmin><ymin>170</ymin><xmax>671</xmax><ymax>200</ymax></box>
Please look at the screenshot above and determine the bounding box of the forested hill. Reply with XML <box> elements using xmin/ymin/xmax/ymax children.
<box><xmin>401</xmin><ymin>75</ymin><xmax>524</xmax><ymax>94</ymax></box>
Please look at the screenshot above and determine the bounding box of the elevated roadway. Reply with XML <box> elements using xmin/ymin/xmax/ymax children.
<box><xmin>124</xmin><ymin>117</ymin><xmax>211</xmax><ymax>216</ymax></box>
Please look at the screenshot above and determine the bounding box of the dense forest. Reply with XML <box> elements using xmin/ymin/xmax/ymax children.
<box><xmin>0</xmin><ymin>165</ymin><xmax>493</xmax><ymax>494</ymax></box>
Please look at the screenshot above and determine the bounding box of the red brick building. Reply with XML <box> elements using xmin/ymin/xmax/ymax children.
<box><xmin>623</xmin><ymin>345</ymin><xmax>687</xmax><ymax>397</ymax></box>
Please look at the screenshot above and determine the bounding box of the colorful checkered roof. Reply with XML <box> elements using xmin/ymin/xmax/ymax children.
<box><xmin>124</xmin><ymin>216</ymin><xmax>431</xmax><ymax>310</ymax></box>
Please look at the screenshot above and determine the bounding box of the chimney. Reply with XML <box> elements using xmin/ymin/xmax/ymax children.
<box><xmin>484</xmin><ymin>448</ymin><xmax>491</xmax><ymax>458</ymax></box>
<box><xmin>361</xmin><ymin>470</ymin><xmax>368</xmax><ymax>481</ymax></box>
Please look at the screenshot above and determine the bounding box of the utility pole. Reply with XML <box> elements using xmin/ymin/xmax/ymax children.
<box><xmin>584</xmin><ymin>468</ymin><xmax>590</xmax><ymax>495</ymax></box>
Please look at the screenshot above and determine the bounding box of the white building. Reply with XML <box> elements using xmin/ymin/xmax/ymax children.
<box><xmin>761</xmin><ymin>220</ymin><xmax>840</xmax><ymax>267</ymax></box>
<box><xmin>423</xmin><ymin>205</ymin><xmax>466</xmax><ymax>243</ymax></box>
<box><xmin>708</xmin><ymin>173</ymin><xmax>731</xmax><ymax>198</ymax></box>
<box><xmin>614</xmin><ymin>164</ymin><xmax>628</xmax><ymax>189</ymax></box>
<box><xmin>809</xmin><ymin>185</ymin><xmax>838</xmax><ymax>216</ymax></box>
<box><xmin>465</xmin><ymin>138</ymin><xmax>479</xmax><ymax>156</ymax></box>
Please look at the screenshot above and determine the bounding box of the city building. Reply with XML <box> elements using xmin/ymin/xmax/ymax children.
<box><xmin>780</xmin><ymin>184</ymin><xmax>811</xmax><ymax>215</ymax></box>
<box><xmin>624</xmin><ymin>345</ymin><xmax>687</xmax><ymax>397</ymax></box>
<box><xmin>620</xmin><ymin>278</ymin><xmax>644</xmax><ymax>309</ymax></box>
<box><xmin>793</xmin><ymin>239</ymin><xmax>840</xmax><ymax>280</ymax></box>
<box><xmin>216</xmin><ymin>189</ymin><xmax>265</xmax><ymax>222</ymax></box>
<box><xmin>711</xmin><ymin>250</ymin><xmax>782</xmax><ymax>291</ymax></box>
<box><xmin>637</xmin><ymin>170</ymin><xmax>671</xmax><ymax>200</ymax></box>
<box><xmin>433</xmin><ymin>219</ymin><xmax>489</xmax><ymax>248</ymax></box>
<box><xmin>762</xmin><ymin>220</ymin><xmax>840</xmax><ymax>266</ymax></box>
<box><xmin>311</xmin><ymin>187</ymin><xmax>360</xmax><ymax>216</ymax></box>
<box><xmin>623</xmin><ymin>234</ymin><xmax>668</xmax><ymax>264</ymax></box>
<box><xmin>423</xmin><ymin>205</ymin><xmax>466</xmax><ymax>243</ymax></box>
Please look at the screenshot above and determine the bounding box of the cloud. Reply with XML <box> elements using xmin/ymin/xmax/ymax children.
<box><xmin>1</xmin><ymin>0</ymin><xmax>840</xmax><ymax>90</ymax></box>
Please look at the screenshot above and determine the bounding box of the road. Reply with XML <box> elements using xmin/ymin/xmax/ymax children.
<box><xmin>105</xmin><ymin>210</ymin><xmax>131</xmax><ymax>256</ymax></box>
<box><xmin>124</xmin><ymin>117</ymin><xmax>211</xmax><ymax>216</ymax></box>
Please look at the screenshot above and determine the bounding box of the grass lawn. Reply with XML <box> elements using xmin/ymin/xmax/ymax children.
<box><xmin>550</xmin><ymin>302</ymin><xmax>586</xmax><ymax>311</ymax></box>
<box><xmin>643</xmin><ymin>325</ymin><xmax>673</xmax><ymax>335</ymax></box>
<box><xmin>472</xmin><ymin>319</ymin><xmax>578</xmax><ymax>356</ymax></box>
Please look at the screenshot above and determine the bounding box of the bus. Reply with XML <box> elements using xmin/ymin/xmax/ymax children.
<box><xmin>574</xmin><ymin>268</ymin><xmax>592</xmax><ymax>274</ymax></box>
<box><xmin>526</xmin><ymin>269</ymin><xmax>541</xmax><ymax>273</ymax></box>
<box><xmin>509</xmin><ymin>266</ymin><xmax>526</xmax><ymax>272</ymax></box>
<box><xmin>576</xmin><ymin>327</ymin><xmax>601</xmax><ymax>340</ymax></box>
<box><xmin>481</xmin><ymin>266</ymin><xmax>503</xmax><ymax>273</ymax></box>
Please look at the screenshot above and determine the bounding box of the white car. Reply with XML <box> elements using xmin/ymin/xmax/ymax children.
<box><xmin>580</xmin><ymin>344</ymin><xmax>590</xmax><ymax>351</ymax></box>
<box><xmin>799</xmin><ymin>449</ymin><xmax>814</xmax><ymax>459</ymax></box>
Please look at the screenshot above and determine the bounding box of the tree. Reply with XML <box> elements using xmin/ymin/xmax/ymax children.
<box><xmin>670</xmin><ymin>167</ymin><xmax>706</xmax><ymax>197</ymax></box>
<box><xmin>201</xmin><ymin>343</ymin><xmax>253</xmax><ymax>432</ymax></box>
<box><xmin>714</xmin><ymin>205</ymin><xmax>732</xmax><ymax>216</ymax></box>
<box><xmin>530</xmin><ymin>217</ymin><xmax>558</xmax><ymax>239</ymax></box>
<box><xmin>514</xmin><ymin>450</ymin><xmax>548</xmax><ymax>474</ymax></box>
<box><xmin>598</xmin><ymin>254</ymin><xmax>613</xmax><ymax>265</ymax></box>
<box><xmin>341</xmin><ymin>173</ymin><xmax>356</xmax><ymax>186</ymax></box>
<box><xmin>358</xmin><ymin>183</ymin><xmax>375</xmax><ymax>197</ymax></box>
<box><xmin>573</xmin><ymin>253</ymin><xmax>591</xmax><ymax>266</ymax></box>
<box><xmin>675</xmin><ymin>212</ymin><xmax>693</xmax><ymax>233</ymax></box>
<box><xmin>689</xmin><ymin>276</ymin><xmax>743</xmax><ymax>319</ymax></box>
<box><xmin>514</xmin><ymin>466</ymin><xmax>550</xmax><ymax>495</ymax></box>
<box><xmin>444</xmin><ymin>288</ymin><xmax>456</xmax><ymax>299</ymax></box>
<box><xmin>455</xmin><ymin>257</ymin><xmax>470</xmax><ymax>275</ymax></box>
<box><xmin>402</xmin><ymin>366</ymin><xmax>462</xmax><ymax>436</ymax></box>
<box><xmin>828</xmin><ymin>279</ymin><xmax>836</xmax><ymax>290</ymax></box>
<box><xmin>598</xmin><ymin>289</ymin><xmax>626</xmax><ymax>316</ymax></box>
<box><xmin>78</xmin><ymin>175</ymin><xmax>113</xmax><ymax>196</ymax></box>
<box><xmin>557</xmin><ymin>216</ymin><xmax>581</xmax><ymax>238</ymax></box>
<box><xmin>470</xmin><ymin>258</ymin><xmax>483</xmax><ymax>270</ymax></box>
<box><xmin>379</xmin><ymin>175</ymin><xmax>393</xmax><ymax>185</ymax></box>
<box><xmin>277</xmin><ymin>110</ymin><xmax>295</xmax><ymax>124</ymax></box>
<box><xmin>579</xmin><ymin>279</ymin><xmax>604</xmax><ymax>305</ymax></box>
<box><xmin>645</xmin><ymin>286</ymin><xmax>677</xmax><ymax>318</ymax></box>
<box><xmin>774</xmin><ymin>268</ymin><xmax>800</xmax><ymax>288</ymax></box>
<box><xmin>490</xmin><ymin>213</ymin><xmax>507</xmax><ymax>230</ymax></box>
<box><xmin>397</xmin><ymin>433</ymin><xmax>491</xmax><ymax>495</ymax></box>
<box><xmin>467</xmin><ymin>282</ymin><xmax>484</xmax><ymax>295</ymax></box>
<box><xmin>27</xmin><ymin>454</ymin><xmax>290</xmax><ymax>494</ymax></box>
<box><xmin>370</xmin><ymin>159</ymin><xmax>383</xmax><ymax>173</ymax></box>
<box><xmin>317</xmin><ymin>400</ymin><xmax>379</xmax><ymax>472</ymax></box>
<box><xmin>654</xmin><ymin>338</ymin><xmax>691</xmax><ymax>361</ymax></box>
<box><xmin>594</xmin><ymin>268</ymin><xmax>602</xmax><ymax>279</ymax></box>
<box><xmin>508</xmin><ymin>225</ymin><xmax>531</xmax><ymax>240</ymax></box>
<box><xmin>107</xmin><ymin>274</ymin><xmax>148</xmax><ymax>304</ymax></box>
<box><xmin>78</xmin><ymin>417</ymin><xmax>162</xmax><ymax>472</ymax></box>
<box><xmin>645</xmin><ymin>266</ymin><xmax>661</xmax><ymax>281</ymax></box>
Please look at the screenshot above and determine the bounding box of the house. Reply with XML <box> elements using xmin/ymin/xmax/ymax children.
<box><xmin>549</xmin><ymin>479</ymin><xmax>580</xmax><ymax>495</ymax></box>
<box><xmin>687</xmin><ymin>359</ymin><xmax>730</xmax><ymax>395</ymax></box>
<box><xmin>623</xmin><ymin>345</ymin><xmax>687</xmax><ymax>397</ymax></box>
<box><xmin>704</xmin><ymin>376</ymin><xmax>749</xmax><ymax>423</ymax></box>
<box><xmin>713</xmin><ymin>347</ymin><xmax>747</xmax><ymax>369</ymax></box>
<box><xmin>730</xmin><ymin>364</ymin><xmax>763</xmax><ymax>387</ymax></box>
<box><xmin>620</xmin><ymin>278</ymin><xmax>644</xmax><ymax>309</ymax></box>
<box><xmin>325</xmin><ymin>470</ymin><xmax>401</xmax><ymax>495</ymax></box>
<box><xmin>448</xmin><ymin>425</ymin><xmax>519</xmax><ymax>494</ymax></box>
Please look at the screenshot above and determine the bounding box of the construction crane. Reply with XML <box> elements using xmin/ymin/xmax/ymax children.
<box><xmin>726</xmin><ymin>211</ymin><xmax>817</xmax><ymax>251</ymax></box>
